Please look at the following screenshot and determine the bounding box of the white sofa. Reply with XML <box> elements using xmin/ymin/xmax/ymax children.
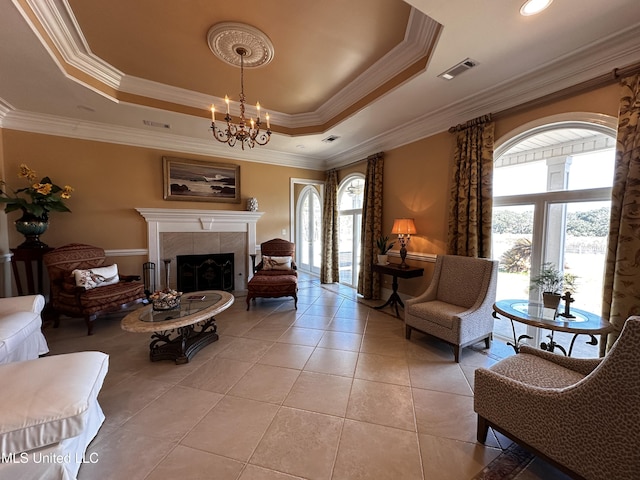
<box><xmin>0</xmin><ymin>294</ymin><xmax>49</xmax><ymax>363</ymax></box>
<box><xmin>0</xmin><ymin>351</ymin><xmax>109</xmax><ymax>480</ymax></box>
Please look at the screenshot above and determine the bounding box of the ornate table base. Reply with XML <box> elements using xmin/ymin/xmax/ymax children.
<box><xmin>149</xmin><ymin>317</ymin><xmax>218</xmax><ymax>364</ymax></box>
<box><xmin>493</xmin><ymin>300</ymin><xmax>612</xmax><ymax>358</ymax></box>
<box><xmin>501</xmin><ymin>313</ymin><xmax>599</xmax><ymax>356</ymax></box>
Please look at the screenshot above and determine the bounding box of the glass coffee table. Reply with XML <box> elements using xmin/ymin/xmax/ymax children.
<box><xmin>493</xmin><ymin>299</ymin><xmax>613</xmax><ymax>356</ymax></box>
<box><xmin>121</xmin><ymin>290</ymin><xmax>234</xmax><ymax>364</ymax></box>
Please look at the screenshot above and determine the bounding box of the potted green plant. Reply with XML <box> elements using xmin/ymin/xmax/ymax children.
<box><xmin>530</xmin><ymin>263</ymin><xmax>578</xmax><ymax>309</ymax></box>
<box><xmin>376</xmin><ymin>235</ymin><xmax>395</xmax><ymax>265</ymax></box>
<box><xmin>0</xmin><ymin>163</ymin><xmax>73</xmax><ymax>248</ymax></box>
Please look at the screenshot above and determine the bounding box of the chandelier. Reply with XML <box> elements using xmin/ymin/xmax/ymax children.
<box><xmin>210</xmin><ymin>47</ymin><xmax>271</xmax><ymax>150</ymax></box>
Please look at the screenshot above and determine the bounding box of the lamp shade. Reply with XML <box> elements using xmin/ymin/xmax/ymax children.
<box><xmin>391</xmin><ymin>218</ymin><xmax>417</xmax><ymax>235</ymax></box>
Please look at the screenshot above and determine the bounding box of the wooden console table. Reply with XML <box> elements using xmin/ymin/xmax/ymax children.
<box><xmin>373</xmin><ymin>263</ymin><xmax>424</xmax><ymax>317</ymax></box>
<box><xmin>10</xmin><ymin>246</ymin><xmax>53</xmax><ymax>296</ymax></box>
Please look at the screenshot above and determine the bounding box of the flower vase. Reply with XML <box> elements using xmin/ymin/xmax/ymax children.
<box><xmin>246</xmin><ymin>197</ymin><xmax>259</xmax><ymax>212</ymax></box>
<box><xmin>14</xmin><ymin>213</ymin><xmax>49</xmax><ymax>249</ymax></box>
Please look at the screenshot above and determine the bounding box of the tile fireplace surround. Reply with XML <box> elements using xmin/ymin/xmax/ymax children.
<box><xmin>136</xmin><ymin>208</ymin><xmax>264</xmax><ymax>292</ymax></box>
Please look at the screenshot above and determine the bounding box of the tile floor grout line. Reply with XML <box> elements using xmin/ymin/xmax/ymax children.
<box><xmin>42</xmin><ymin>273</ymin><xmax>568</xmax><ymax>479</ymax></box>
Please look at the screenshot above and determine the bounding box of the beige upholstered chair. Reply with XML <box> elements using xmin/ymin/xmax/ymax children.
<box><xmin>474</xmin><ymin>316</ymin><xmax>640</xmax><ymax>480</ymax></box>
<box><xmin>404</xmin><ymin>254</ymin><xmax>498</xmax><ymax>362</ymax></box>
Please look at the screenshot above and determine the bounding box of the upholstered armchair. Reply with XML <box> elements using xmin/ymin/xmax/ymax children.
<box><xmin>474</xmin><ymin>316</ymin><xmax>640</xmax><ymax>480</ymax></box>
<box><xmin>0</xmin><ymin>351</ymin><xmax>109</xmax><ymax>479</ymax></box>
<box><xmin>43</xmin><ymin>243</ymin><xmax>146</xmax><ymax>335</ymax></box>
<box><xmin>0</xmin><ymin>294</ymin><xmax>49</xmax><ymax>364</ymax></box>
<box><xmin>247</xmin><ymin>238</ymin><xmax>298</xmax><ymax>310</ymax></box>
<box><xmin>404</xmin><ymin>254</ymin><xmax>498</xmax><ymax>362</ymax></box>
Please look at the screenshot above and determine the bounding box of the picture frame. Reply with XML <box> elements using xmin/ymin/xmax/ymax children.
<box><xmin>163</xmin><ymin>156</ymin><xmax>240</xmax><ymax>203</ymax></box>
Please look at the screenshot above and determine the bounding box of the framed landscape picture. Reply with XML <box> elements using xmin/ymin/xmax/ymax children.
<box><xmin>163</xmin><ymin>156</ymin><xmax>241</xmax><ymax>203</ymax></box>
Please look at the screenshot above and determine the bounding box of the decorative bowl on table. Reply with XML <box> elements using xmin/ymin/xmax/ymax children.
<box><xmin>150</xmin><ymin>289</ymin><xmax>182</xmax><ymax>311</ymax></box>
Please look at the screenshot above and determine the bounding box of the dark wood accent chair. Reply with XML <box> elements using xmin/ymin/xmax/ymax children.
<box><xmin>43</xmin><ymin>243</ymin><xmax>146</xmax><ymax>335</ymax></box>
<box><xmin>246</xmin><ymin>238</ymin><xmax>298</xmax><ymax>310</ymax></box>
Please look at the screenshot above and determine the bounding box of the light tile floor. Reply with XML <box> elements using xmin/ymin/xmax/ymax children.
<box><xmin>43</xmin><ymin>273</ymin><xmax>571</xmax><ymax>480</ymax></box>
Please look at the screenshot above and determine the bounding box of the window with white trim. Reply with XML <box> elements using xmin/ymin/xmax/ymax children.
<box><xmin>492</xmin><ymin>120</ymin><xmax>615</xmax><ymax>357</ymax></box>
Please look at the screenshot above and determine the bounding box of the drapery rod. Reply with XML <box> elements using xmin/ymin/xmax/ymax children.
<box><xmin>494</xmin><ymin>61</ymin><xmax>640</xmax><ymax>120</ymax></box>
<box><xmin>449</xmin><ymin>60</ymin><xmax>640</xmax><ymax>132</ymax></box>
<box><xmin>449</xmin><ymin>114</ymin><xmax>492</xmax><ymax>133</ymax></box>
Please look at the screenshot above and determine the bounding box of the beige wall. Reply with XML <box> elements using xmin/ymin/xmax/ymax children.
<box><xmin>0</xmin><ymin>131</ymin><xmax>324</xmax><ymax>287</ymax></box>
<box><xmin>342</xmin><ymin>82</ymin><xmax>621</xmax><ymax>296</ymax></box>
<box><xmin>0</xmin><ymin>82</ymin><xmax>622</xmax><ymax>297</ymax></box>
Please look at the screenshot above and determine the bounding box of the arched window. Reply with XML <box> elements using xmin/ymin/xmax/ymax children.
<box><xmin>296</xmin><ymin>185</ymin><xmax>322</xmax><ymax>274</ymax></box>
<box><xmin>337</xmin><ymin>174</ymin><xmax>365</xmax><ymax>287</ymax></box>
<box><xmin>492</xmin><ymin>114</ymin><xmax>616</xmax><ymax>357</ymax></box>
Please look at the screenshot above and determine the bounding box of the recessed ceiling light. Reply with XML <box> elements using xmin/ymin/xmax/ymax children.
<box><xmin>520</xmin><ymin>0</ymin><xmax>553</xmax><ymax>16</ymax></box>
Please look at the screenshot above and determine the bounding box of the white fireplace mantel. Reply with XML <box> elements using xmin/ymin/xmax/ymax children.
<box><xmin>136</xmin><ymin>208</ymin><xmax>264</xmax><ymax>286</ymax></box>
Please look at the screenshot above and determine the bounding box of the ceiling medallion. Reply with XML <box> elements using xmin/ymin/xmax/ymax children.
<box><xmin>207</xmin><ymin>23</ymin><xmax>274</xmax><ymax>150</ymax></box>
<box><xmin>207</xmin><ymin>22</ymin><xmax>274</xmax><ymax>68</ymax></box>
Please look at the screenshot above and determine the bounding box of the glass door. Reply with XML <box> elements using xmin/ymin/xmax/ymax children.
<box><xmin>338</xmin><ymin>175</ymin><xmax>364</xmax><ymax>287</ymax></box>
<box><xmin>296</xmin><ymin>186</ymin><xmax>322</xmax><ymax>274</ymax></box>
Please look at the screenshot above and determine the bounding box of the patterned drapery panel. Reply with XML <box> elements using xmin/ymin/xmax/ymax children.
<box><xmin>447</xmin><ymin>117</ymin><xmax>494</xmax><ymax>258</ymax></box>
<box><xmin>602</xmin><ymin>74</ymin><xmax>640</xmax><ymax>351</ymax></box>
<box><xmin>321</xmin><ymin>169</ymin><xmax>339</xmax><ymax>283</ymax></box>
<box><xmin>357</xmin><ymin>153</ymin><xmax>384</xmax><ymax>299</ymax></box>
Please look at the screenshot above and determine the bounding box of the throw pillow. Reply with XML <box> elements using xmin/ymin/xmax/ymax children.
<box><xmin>262</xmin><ymin>255</ymin><xmax>293</xmax><ymax>271</ymax></box>
<box><xmin>72</xmin><ymin>264</ymin><xmax>120</xmax><ymax>289</ymax></box>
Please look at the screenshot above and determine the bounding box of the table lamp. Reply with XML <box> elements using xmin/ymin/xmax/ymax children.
<box><xmin>391</xmin><ymin>218</ymin><xmax>417</xmax><ymax>268</ymax></box>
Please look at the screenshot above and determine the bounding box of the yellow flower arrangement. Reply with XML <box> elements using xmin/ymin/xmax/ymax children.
<box><xmin>0</xmin><ymin>164</ymin><xmax>73</xmax><ymax>219</ymax></box>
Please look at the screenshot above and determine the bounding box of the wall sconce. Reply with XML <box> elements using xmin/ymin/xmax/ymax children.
<box><xmin>391</xmin><ymin>218</ymin><xmax>417</xmax><ymax>268</ymax></box>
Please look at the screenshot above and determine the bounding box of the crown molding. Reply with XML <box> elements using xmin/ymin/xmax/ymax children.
<box><xmin>453</xmin><ymin>23</ymin><xmax>640</xmax><ymax>119</ymax></box>
<box><xmin>0</xmin><ymin>99</ymin><xmax>13</xmax><ymax>126</ymax></box>
<box><xmin>312</xmin><ymin>9</ymin><xmax>442</xmax><ymax>125</ymax></box>
<box><xmin>6</xmin><ymin>2</ymin><xmax>640</xmax><ymax>171</ymax></box>
<box><xmin>119</xmin><ymin>9</ymin><xmax>442</xmax><ymax>129</ymax></box>
<box><xmin>1</xmin><ymin>109</ymin><xmax>325</xmax><ymax>170</ymax></box>
<box><xmin>14</xmin><ymin>1</ymin><xmax>440</xmax><ymax>130</ymax></box>
<box><xmin>325</xmin><ymin>23</ymin><xmax>640</xmax><ymax>168</ymax></box>
<box><xmin>15</xmin><ymin>0</ymin><xmax>123</xmax><ymax>90</ymax></box>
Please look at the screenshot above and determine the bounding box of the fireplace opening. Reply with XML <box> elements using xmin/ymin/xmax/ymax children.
<box><xmin>176</xmin><ymin>253</ymin><xmax>234</xmax><ymax>293</ymax></box>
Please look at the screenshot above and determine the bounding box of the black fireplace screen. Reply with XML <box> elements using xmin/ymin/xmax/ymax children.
<box><xmin>176</xmin><ymin>253</ymin><xmax>234</xmax><ymax>293</ymax></box>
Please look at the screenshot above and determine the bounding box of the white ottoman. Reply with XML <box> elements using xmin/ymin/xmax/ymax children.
<box><xmin>0</xmin><ymin>351</ymin><xmax>109</xmax><ymax>480</ymax></box>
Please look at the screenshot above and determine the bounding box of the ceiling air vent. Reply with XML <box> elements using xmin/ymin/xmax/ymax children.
<box><xmin>438</xmin><ymin>58</ymin><xmax>478</xmax><ymax>80</ymax></box>
<box><xmin>322</xmin><ymin>135</ymin><xmax>340</xmax><ymax>143</ymax></box>
<box><xmin>143</xmin><ymin>120</ymin><xmax>171</xmax><ymax>129</ymax></box>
